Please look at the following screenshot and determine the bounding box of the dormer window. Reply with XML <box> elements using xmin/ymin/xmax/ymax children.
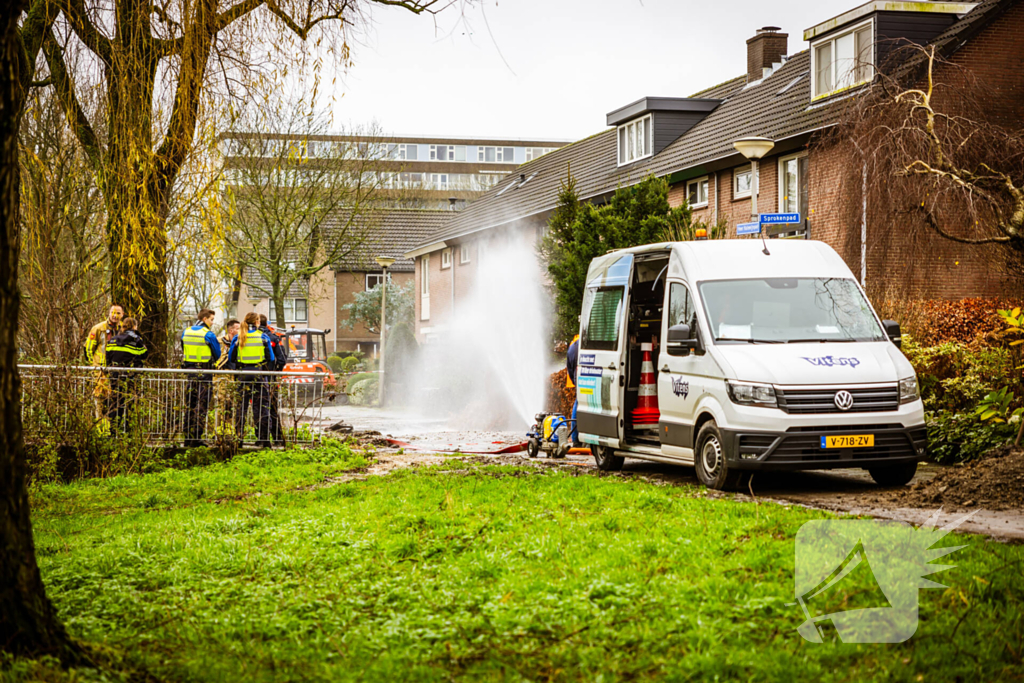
<box><xmin>617</xmin><ymin>115</ymin><xmax>652</xmax><ymax>166</ymax></box>
<box><xmin>811</xmin><ymin>19</ymin><xmax>873</xmax><ymax>99</ymax></box>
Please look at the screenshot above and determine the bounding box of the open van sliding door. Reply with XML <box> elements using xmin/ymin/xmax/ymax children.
<box><xmin>576</xmin><ymin>254</ymin><xmax>632</xmax><ymax>450</ymax></box>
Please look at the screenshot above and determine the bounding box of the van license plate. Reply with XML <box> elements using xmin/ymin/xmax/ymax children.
<box><xmin>821</xmin><ymin>435</ymin><xmax>874</xmax><ymax>448</ymax></box>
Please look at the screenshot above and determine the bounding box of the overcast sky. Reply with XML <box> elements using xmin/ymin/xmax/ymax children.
<box><xmin>328</xmin><ymin>0</ymin><xmax>858</xmax><ymax>142</ymax></box>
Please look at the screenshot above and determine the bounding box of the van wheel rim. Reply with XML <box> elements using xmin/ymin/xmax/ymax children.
<box><xmin>702</xmin><ymin>438</ymin><xmax>722</xmax><ymax>476</ymax></box>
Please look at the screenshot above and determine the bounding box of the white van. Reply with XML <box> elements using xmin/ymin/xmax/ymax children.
<box><xmin>575</xmin><ymin>239</ymin><xmax>926</xmax><ymax>490</ymax></box>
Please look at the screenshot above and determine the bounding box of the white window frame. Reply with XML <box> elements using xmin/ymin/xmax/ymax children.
<box><xmin>396</xmin><ymin>143</ymin><xmax>418</xmax><ymax>161</ymax></box>
<box><xmin>430</xmin><ymin>173</ymin><xmax>449</xmax><ymax>190</ymax></box>
<box><xmin>269</xmin><ymin>297</ymin><xmax>308</xmax><ymax>324</ymax></box>
<box><xmin>430</xmin><ymin>144</ymin><xmax>454</xmax><ymax>161</ymax></box>
<box><xmin>778</xmin><ymin>151</ymin><xmax>808</xmax><ymax>217</ymax></box>
<box><xmin>811</xmin><ymin>18</ymin><xmax>874</xmax><ymax>99</ymax></box>
<box><xmin>460</xmin><ymin>244</ymin><xmax>471</xmax><ymax>264</ymax></box>
<box><xmin>365</xmin><ymin>273</ymin><xmax>390</xmax><ymax>291</ymax></box>
<box><xmin>525</xmin><ymin>147</ymin><xmax>555</xmax><ymax>162</ymax></box>
<box><xmin>616</xmin><ymin>114</ymin><xmax>652</xmax><ymax>166</ymax></box>
<box><xmin>441</xmin><ymin>249</ymin><xmax>452</xmax><ymax>269</ymax></box>
<box><xmin>477</xmin><ymin>146</ymin><xmax>516</xmax><ymax>163</ymax></box>
<box><xmin>420</xmin><ymin>255</ymin><xmax>430</xmax><ymax>320</ymax></box>
<box><xmin>733</xmin><ymin>165</ymin><xmax>753</xmax><ymax>200</ymax></box>
<box><xmin>686</xmin><ymin>176</ymin><xmax>709</xmax><ymax>208</ymax></box>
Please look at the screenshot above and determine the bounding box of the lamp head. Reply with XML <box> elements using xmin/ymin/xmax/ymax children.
<box><xmin>375</xmin><ymin>256</ymin><xmax>396</xmax><ymax>269</ymax></box>
<box><xmin>733</xmin><ymin>136</ymin><xmax>775</xmax><ymax>160</ymax></box>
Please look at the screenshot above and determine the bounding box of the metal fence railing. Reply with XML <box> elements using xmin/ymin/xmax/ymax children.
<box><xmin>19</xmin><ymin>364</ymin><xmax>336</xmax><ymax>448</ymax></box>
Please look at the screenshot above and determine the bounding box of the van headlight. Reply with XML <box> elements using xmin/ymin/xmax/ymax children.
<box><xmin>726</xmin><ymin>380</ymin><xmax>778</xmax><ymax>408</ymax></box>
<box><xmin>899</xmin><ymin>376</ymin><xmax>920</xmax><ymax>404</ymax></box>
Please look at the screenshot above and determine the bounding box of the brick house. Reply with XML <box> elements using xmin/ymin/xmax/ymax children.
<box><xmin>406</xmin><ymin>0</ymin><xmax>1024</xmax><ymax>342</ymax></box>
<box><xmin>232</xmin><ymin>208</ymin><xmax>453</xmax><ymax>354</ymax></box>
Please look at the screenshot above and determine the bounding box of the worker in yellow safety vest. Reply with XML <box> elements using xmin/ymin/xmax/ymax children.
<box><xmin>84</xmin><ymin>304</ymin><xmax>124</xmax><ymax>421</ymax></box>
<box><xmin>180</xmin><ymin>308</ymin><xmax>222</xmax><ymax>448</ymax></box>
<box><xmin>227</xmin><ymin>312</ymin><xmax>276</xmax><ymax>448</ymax></box>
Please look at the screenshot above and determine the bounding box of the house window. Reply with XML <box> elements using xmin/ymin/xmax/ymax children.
<box><xmin>812</xmin><ymin>20</ymin><xmax>873</xmax><ymax>98</ymax></box>
<box><xmin>778</xmin><ymin>153</ymin><xmax>810</xmax><ymax>226</ymax></box>
<box><xmin>687</xmin><ymin>177</ymin><xmax>709</xmax><ymax>208</ymax></box>
<box><xmin>365</xmin><ymin>273</ymin><xmax>390</xmax><ymax>291</ymax></box>
<box><xmin>734</xmin><ymin>166</ymin><xmax>753</xmax><ymax>199</ymax></box>
<box><xmin>269</xmin><ymin>298</ymin><xmax>307</xmax><ymax>324</ymax></box>
<box><xmin>441</xmin><ymin>249</ymin><xmax>452</xmax><ymax>269</ymax></box>
<box><xmin>617</xmin><ymin>114</ymin><xmax>652</xmax><ymax>166</ymax></box>
<box><xmin>460</xmin><ymin>244</ymin><xmax>471</xmax><ymax>264</ymax></box>
<box><xmin>477</xmin><ymin>146</ymin><xmax>515</xmax><ymax>163</ymax></box>
<box><xmin>420</xmin><ymin>255</ymin><xmax>430</xmax><ymax>320</ymax></box>
<box><xmin>430</xmin><ymin>173</ymin><xmax>449</xmax><ymax>190</ymax></box>
<box><xmin>395</xmin><ymin>143</ymin><xmax>418</xmax><ymax>161</ymax></box>
<box><xmin>525</xmin><ymin>147</ymin><xmax>555</xmax><ymax>161</ymax></box>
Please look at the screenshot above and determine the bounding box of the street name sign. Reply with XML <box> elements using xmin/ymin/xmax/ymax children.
<box><xmin>760</xmin><ymin>213</ymin><xmax>801</xmax><ymax>224</ymax></box>
<box><xmin>737</xmin><ymin>222</ymin><xmax>761</xmax><ymax>235</ymax></box>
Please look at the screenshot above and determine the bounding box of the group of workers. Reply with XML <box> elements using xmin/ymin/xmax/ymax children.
<box><xmin>85</xmin><ymin>304</ymin><xmax>292</xmax><ymax>448</ymax></box>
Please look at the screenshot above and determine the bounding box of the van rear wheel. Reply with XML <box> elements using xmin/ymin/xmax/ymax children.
<box><xmin>868</xmin><ymin>462</ymin><xmax>918</xmax><ymax>487</ymax></box>
<box><xmin>695</xmin><ymin>421</ymin><xmax>748</xmax><ymax>491</ymax></box>
<box><xmin>592</xmin><ymin>444</ymin><xmax>624</xmax><ymax>471</ymax></box>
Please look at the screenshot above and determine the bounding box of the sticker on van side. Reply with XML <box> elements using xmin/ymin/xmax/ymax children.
<box><xmin>580</xmin><ymin>353</ymin><xmax>596</xmax><ymax>366</ymax></box>
<box><xmin>801</xmin><ymin>356</ymin><xmax>861</xmax><ymax>369</ymax></box>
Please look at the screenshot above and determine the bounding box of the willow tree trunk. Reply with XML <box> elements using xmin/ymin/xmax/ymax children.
<box><xmin>0</xmin><ymin>1</ymin><xmax>80</xmax><ymax>662</ymax></box>
<box><xmin>104</xmin><ymin>0</ymin><xmax>170</xmax><ymax>363</ymax></box>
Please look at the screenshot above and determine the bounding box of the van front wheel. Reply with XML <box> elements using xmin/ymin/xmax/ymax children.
<box><xmin>695</xmin><ymin>421</ymin><xmax>748</xmax><ymax>491</ymax></box>
<box><xmin>592</xmin><ymin>444</ymin><xmax>624</xmax><ymax>471</ymax></box>
<box><xmin>868</xmin><ymin>462</ymin><xmax>918</xmax><ymax>487</ymax></box>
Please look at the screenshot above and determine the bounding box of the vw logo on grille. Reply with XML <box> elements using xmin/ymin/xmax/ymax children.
<box><xmin>834</xmin><ymin>390</ymin><xmax>855</xmax><ymax>411</ymax></box>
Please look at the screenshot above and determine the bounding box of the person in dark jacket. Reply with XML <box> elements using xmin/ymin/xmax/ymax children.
<box><xmin>181</xmin><ymin>309</ymin><xmax>222</xmax><ymax>448</ymax></box>
<box><xmin>259</xmin><ymin>314</ymin><xmax>289</xmax><ymax>445</ymax></box>
<box><xmin>566</xmin><ymin>334</ymin><xmax>580</xmax><ymax>447</ymax></box>
<box><xmin>106</xmin><ymin>317</ymin><xmax>148</xmax><ymax>434</ymax></box>
<box><xmin>228</xmin><ymin>312</ymin><xmax>276</xmax><ymax>448</ymax></box>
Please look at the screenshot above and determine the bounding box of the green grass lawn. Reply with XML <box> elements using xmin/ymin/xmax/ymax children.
<box><xmin>8</xmin><ymin>443</ymin><xmax>1023</xmax><ymax>682</ymax></box>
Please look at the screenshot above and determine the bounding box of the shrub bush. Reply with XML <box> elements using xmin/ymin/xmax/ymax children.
<box><xmin>901</xmin><ymin>335</ymin><xmax>1012</xmax><ymax>413</ymax></box>
<box><xmin>326</xmin><ymin>356</ymin><xmax>345</xmax><ymax>373</ymax></box>
<box><xmin>340</xmin><ymin>356</ymin><xmax>362</xmax><ymax>373</ymax></box>
<box><xmin>348</xmin><ymin>371</ymin><xmax>377</xmax><ymax>386</ymax></box>
<box><xmin>878</xmin><ymin>297</ymin><xmax>1024</xmax><ymax>345</ymax></box>
<box><xmin>348</xmin><ymin>377</ymin><xmax>379</xmax><ymax>406</ymax></box>
<box><xmin>926</xmin><ymin>410</ymin><xmax>1017</xmax><ymax>463</ymax></box>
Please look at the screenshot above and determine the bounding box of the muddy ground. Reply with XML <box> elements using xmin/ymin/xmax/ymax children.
<box><xmin>325</xmin><ymin>404</ymin><xmax>1024</xmax><ymax>543</ymax></box>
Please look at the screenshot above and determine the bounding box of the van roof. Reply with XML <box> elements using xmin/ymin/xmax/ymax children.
<box><xmin>598</xmin><ymin>239</ymin><xmax>856</xmax><ymax>283</ymax></box>
<box><xmin>678</xmin><ymin>239</ymin><xmax>855</xmax><ymax>282</ymax></box>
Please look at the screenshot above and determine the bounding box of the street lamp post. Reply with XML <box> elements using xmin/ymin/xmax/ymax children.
<box><xmin>732</xmin><ymin>136</ymin><xmax>776</xmax><ymax>225</ymax></box>
<box><xmin>375</xmin><ymin>256</ymin><xmax>396</xmax><ymax>406</ymax></box>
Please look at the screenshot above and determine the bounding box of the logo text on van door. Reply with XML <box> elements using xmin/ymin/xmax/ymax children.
<box><xmin>801</xmin><ymin>356</ymin><xmax>861</xmax><ymax>369</ymax></box>
<box><xmin>671</xmin><ymin>377</ymin><xmax>689</xmax><ymax>398</ymax></box>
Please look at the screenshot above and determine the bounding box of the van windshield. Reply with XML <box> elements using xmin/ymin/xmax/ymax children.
<box><xmin>698</xmin><ymin>278</ymin><xmax>885</xmax><ymax>343</ymax></box>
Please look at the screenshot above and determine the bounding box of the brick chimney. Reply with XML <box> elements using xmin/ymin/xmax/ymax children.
<box><xmin>746</xmin><ymin>27</ymin><xmax>788</xmax><ymax>83</ymax></box>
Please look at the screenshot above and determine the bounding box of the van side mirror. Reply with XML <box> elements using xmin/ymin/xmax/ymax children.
<box><xmin>667</xmin><ymin>324</ymin><xmax>698</xmax><ymax>356</ymax></box>
<box><xmin>882</xmin><ymin>320</ymin><xmax>902</xmax><ymax>348</ymax></box>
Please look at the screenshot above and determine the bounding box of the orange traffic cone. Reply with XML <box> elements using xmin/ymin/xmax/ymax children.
<box><xmin>631</xmin><ymin>342</ymin><xmax>660</xmax><ymax>428</ymax></box>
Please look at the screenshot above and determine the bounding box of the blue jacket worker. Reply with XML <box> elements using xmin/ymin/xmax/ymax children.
<box><xmin>228</xmin><ymin>312</ymin><xmax>276</xmax><ymax>448</ymax></box>
<box><xmin>181</xmin><ymin>308</ymin><xmax>222</xmax><ymax>448</ymax></box>
<box><xmin>259</xmin><ymin>314</ymin><xmax>289</xmax><ymax>445</ymax></box>
<box><xmin>566</xmin><ymin>335</ymin><xmax>580</xmax><ymax>447</ymax></box>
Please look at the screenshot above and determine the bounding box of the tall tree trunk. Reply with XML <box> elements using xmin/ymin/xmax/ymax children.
<box><xmin>0</xmin><ymin>1</ymin><xmax>81</xmax><ymax>663</ymax></box>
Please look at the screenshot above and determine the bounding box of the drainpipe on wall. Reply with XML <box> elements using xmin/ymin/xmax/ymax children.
<box><xmin>713</xmin><ymin>171</ymin><xmax>719</xmax><ymax>225</ymax></box>
<box><xmin>860</xmin><ymin>160</ymin><xmax>868</xmax><ymax>287</ymax></box>
<box><xmin>332</xmin><ymin>272</ymin><xmax>338</xmax><ymax>353</ymax></box>
<box><xmin>451</xmin><ymin>249</ymin><xmax>455</xmax><ymax>322</ymax></box>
